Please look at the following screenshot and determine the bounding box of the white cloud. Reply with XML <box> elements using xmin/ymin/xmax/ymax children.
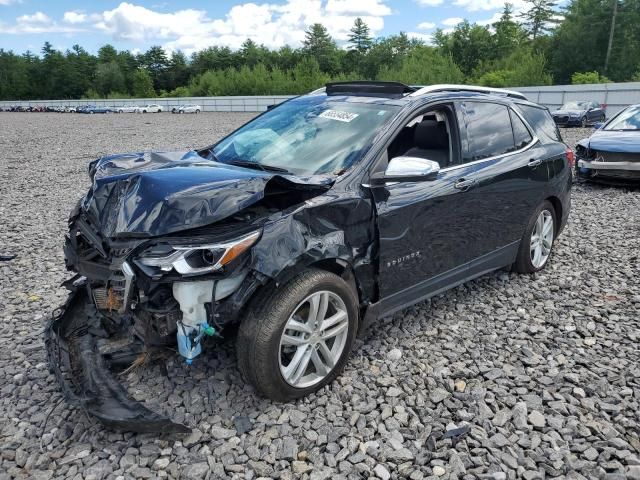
<box><xmin>0</xmin><ymin>11</ymin><xmax>83</xmax><ymax>34</ymax></box>
<box><xmin>414</xmin><ymin>0</ymin><xmax>443</xmax><ymax>6</ymax></box>
<box><xmin>454</xmin><ymin>0</ymin><xmax>527</xmax><ymax>11</ymax></box>
<box><xmin>0</xmin><ymin>0</ymin><xmax>22</xmax><ymax>5</ymax></box>
<box><xmin>89</xmin><ymin>1</ymin><xmax>391</xmax><ymax>53</ymax></box>
<box><xmin>442</xmin><ymin>17</ymin><xmax>463</xmax><ymax>26</ymax></box>
<box><xmin>417</xmin><ymin>21</ymin><xmax>436</xmax><ymax>30</ymax></box>
<box><xmin>406</xmin><ymin>31</ymin><xmax>433</xmax><ymax>43</ymax></box>
<box><xmin>63</xmin><ymin>11</ymin><xmax>87</xmax><ymax>24</ymax></box>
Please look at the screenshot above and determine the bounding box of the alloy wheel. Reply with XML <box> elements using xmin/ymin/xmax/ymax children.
<box><xmin>279</xmin><ymin>290</ymin><xmax>349</xmax><ymax>389</ymax></box>
<box><xmin>530</xmin><ymin>210</ymin><xmax>554</xmax><ymax>269</ymax></box>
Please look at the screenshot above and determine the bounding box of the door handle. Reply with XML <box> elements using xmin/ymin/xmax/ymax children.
<box><xmin>528</xmin><ymin>158</ymin><xmax>542</xmax><ymax>168</ymax></box>
<box><xmin>454</xmin><ymin>178</ymin><xmax>476</xmax><ymax>191</ymax></box>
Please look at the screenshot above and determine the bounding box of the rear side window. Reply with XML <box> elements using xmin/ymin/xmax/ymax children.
<box><xmin>510</xmin><ymin>110</ymin><xmax>533</xmax><ymax>149</ymax></box>
<box><xmin>457</xmin><ymin>101</ymin><xmax>516</xmax><ymax>162</ymax></box>
<box><xmin>516</xmin><ymin>104</ymin><xmax>561</xmax><ymax>142</ymax></box>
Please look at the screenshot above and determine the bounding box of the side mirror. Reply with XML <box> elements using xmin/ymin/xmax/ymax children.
<box><xmin>370</xmin><ymin>156</ymin><xmax>440</xmax><ymax>186</ymax></box>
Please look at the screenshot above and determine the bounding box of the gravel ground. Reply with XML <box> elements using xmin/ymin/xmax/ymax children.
<box><xmin>1</xmin><ymin>115</ymin><xmax>639</xmax><ymax>480</ymax></box>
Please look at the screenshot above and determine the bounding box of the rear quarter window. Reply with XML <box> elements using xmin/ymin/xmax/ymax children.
<box><xmin>516</xmin><ymin>104</ymin><xmax>562</xmax><ymax>142</ymax></box>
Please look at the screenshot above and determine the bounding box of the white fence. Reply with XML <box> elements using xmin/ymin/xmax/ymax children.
<box><xmin>0</xmin><ymin>95</ymin><xmax>293</xmax><ymax>113</ymax></box>
<box><xmin>516</xmin><ymin>82</ymin><xmax>640</xmax><ymax>116</ymax></box>
<box><xmin>2</xmin><ymin>82</ymin><xmax>640</xmax><ymax>115</ymax></box>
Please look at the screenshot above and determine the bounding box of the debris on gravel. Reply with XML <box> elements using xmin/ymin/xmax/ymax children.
<box><xmin>0</xmin><ymin>115</ymin><xmax>638</xmax><ymax>479</ymax></box>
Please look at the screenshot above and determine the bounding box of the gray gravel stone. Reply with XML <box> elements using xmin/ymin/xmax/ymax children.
<box><xmin>0</xmin><ymin>118</ymin><xmax>637</xmax><ymax>479</ymax></box>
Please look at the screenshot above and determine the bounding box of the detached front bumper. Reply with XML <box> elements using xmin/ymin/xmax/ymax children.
<box><xmin>577</xmin><ymin>159</ymin><xmax>640</xmax><ymax>182</ymax></box>
<box><xmin>45</xmin><ymin>279</ymin><xmax>191</xmax><ymax>434</ymax></box>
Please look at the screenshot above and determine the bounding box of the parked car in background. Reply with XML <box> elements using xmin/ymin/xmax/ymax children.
<box><xmin>48</xmin><ymin>82</ymin><xmax>572</xmax><ymax>433</ymax></box>
<box><xmin>576</xmin><ymin>104</ymin><xmax>640</xmax><ymax>183</ymax></box>
<box><xmin>136</xmin><ymin>104</ymin><xmax>163</xmax><ymax>113</ymax></box>
<box><xmin>65</xmin><ymin>106</ymin><xmax>76</xmax><ymax>113</ymax></box>
<box><xmin>115</xmin><ymin>105</ymin><xmax>138</xmax><ymax>113</ymax></box>
<box><xmin>78</xmin><ymin>105</ymin><xmax>113</xmax><ymax>114</ymax></box>
<box><xmin>174</xmin><ymin>104</ymin><xmax>201</xmax><ymax>114</ymax></box>
<box><xmin>552</xmin><ymin>101</ymin><xmax>606</xmax><ymax>128</ymax></box>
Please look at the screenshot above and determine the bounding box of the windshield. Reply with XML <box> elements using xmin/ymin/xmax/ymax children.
<box><xmin>212</xmin><ymin>95</ymin><xmax>400</xmax><ymax>176</ymax></box>
<box><xmin>561</xmin><ymin>101</ymin><xmax>589</xmax><ymax>110</ymax></box>
<box><xmin>604</xmin><ymin>105</ymin><xmax>640</xmax><ymax>131</ymax></box>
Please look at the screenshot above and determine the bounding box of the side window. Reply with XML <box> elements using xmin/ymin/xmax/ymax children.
<box><xmin>386</xmin><ymin>107</ymin><xmax>454</xmax><ymax>169</ymax></box>
<box><xmin>516</xmin><ymin>104</ymin><xmax>562</xmax><ymax>142</ymax></box>
<box><xmin>510</xmin><ymin>109</ymin><xmax>533</xmax><ymax>150</ymax></box>
<box><xmin>458</xmin><ymin>101</ymin><xmax>515</xmax><ymax>162</ymax></box>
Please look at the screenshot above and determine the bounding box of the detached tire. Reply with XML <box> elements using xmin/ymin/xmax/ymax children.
<box><xmin>237</xmin><ymin>269</ymin><xmax>358</xmax><ymax>401</ymax></box>
<box><xmin>514</xmin><ymin>200</ymin><xmax>557</xmax><ymax>273</ymax></box>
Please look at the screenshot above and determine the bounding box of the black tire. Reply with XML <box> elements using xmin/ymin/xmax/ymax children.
<box><xmin>142</xmin><ymin>110</ymin><xmax>147</xmax><ymax>113</ymax></box>
<box><xmin>581</xmin><ymin>116</ymin><xmax>587</xmax><ymax>128</ymax></box>
<box><xmin>195</xmin><ymin>109</ymin><xmax>200</xmax><ymax>114</ymax></box>
<box><xmin>514</xmin><ymin>200</ymin><xmax>557</xmax><ymax>273</ymax></box>
<box><xmin>118</xmin><ymin>110</ymin><xmax>123</xmax><ymax>114</ymax></box>
<box><xmin>600</xmin><ymin>114</ymin><xmax>606</xmax><ymax>123</ymax></box>
<box><xmin>236</xmin><ymin>269</ymin><xmax>359</xmax><ymax>401</ymax></box>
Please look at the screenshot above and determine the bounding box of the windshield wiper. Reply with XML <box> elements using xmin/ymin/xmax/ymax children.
<box><xmin>226</xmin><ymin>159</ymin><xmax>292</xmax><ymax>174</ymax></box>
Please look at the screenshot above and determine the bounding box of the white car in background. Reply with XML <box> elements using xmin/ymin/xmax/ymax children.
<box><xmin>136</xmin><ymin>104</ymin><xmax>163</xmax><ymax>113</ymax></box>
<box><xmin>173</xmin><ymin>104</ymin><xmax>201</xmax><ymax>114</ymax></box>
<box><xmin>115</xmin><ymin>105</ymin><xmax>138</xmax><ymax>113</ymax></box>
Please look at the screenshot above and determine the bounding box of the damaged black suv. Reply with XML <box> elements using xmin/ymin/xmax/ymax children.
<box><xmin>47</xmin><ymin>82</ymin><xmax>572</xmax><ymax>433</ymax></box>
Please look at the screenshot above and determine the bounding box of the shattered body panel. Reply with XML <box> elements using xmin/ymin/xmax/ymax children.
<box><xmin>48</xmin><ymin>148</ymin><xmax>377</xmax><ymax>433</ymax></box>
<box><xmin>576</xmin><ymin>129</ymin><xmax>640</xmax><ymax>183</ymax></box>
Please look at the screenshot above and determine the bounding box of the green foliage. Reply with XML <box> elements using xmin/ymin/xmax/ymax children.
<box><xmin>474</xmin><ymin>46</ymin><xmax>552</xmax><ymax>87</ymax></box>
<box><xmin>131</xmin><ymin>69</ymin><xmax>156</xmax><ymax>97</ymax></box>
<box><xmin>377</xmin><ymin>46</ymin><xmax>465</xmax><ymax>84</ymax></box>
<box><xmin>94</xmin><ymin>61</ymin><xmax>126</xmax><ymax>96</ymax></box>
<box><xmin>3</xmin><ymin>9</ymin><xmax>640</xmax><ymax>102</ymax></box>
<box><xmin>519</xmin><ymin>0</ymin><xmax>559</xmax><ymax>39</ymax></box>
<box><xmin>571</xmin><ymin>71</ymin><xmax>612</xmax><ymax>84</ymax></box>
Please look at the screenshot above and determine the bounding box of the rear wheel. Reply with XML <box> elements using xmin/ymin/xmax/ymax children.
<box><xmin>581</xmin><ymin>116</ymin><xmax>587</xmax><ymax>128</ymax></box>
<box><xmin>514</xmin><ymin>200</ymin><xmax>556</xmax><ymax>273</ymax></box>
<box><xmin>236</xmin><ymin>269</ymin><xmax>358</xmax><ymax>401</ymax></box>
<box><xmin>195</xmin><ymin>109</ymin><xmax>200</xmax><ymax>114</ymax></box>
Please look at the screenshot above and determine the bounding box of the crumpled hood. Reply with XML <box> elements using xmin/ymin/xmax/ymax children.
<box><xmin>81</xmin><ymin>150</ymin><xmax>332</xmax><ymax>238</ymax></box>
<box><xmin>580</xmin><ymin>129</ymin><xmax>640</xmax><ymax>154</ymax></box>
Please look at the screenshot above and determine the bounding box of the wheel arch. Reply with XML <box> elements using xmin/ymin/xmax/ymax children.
<box><xmin>546</xmin><ymin>195</ymin><xmax>563</xmax><ymax>238</ymax></box>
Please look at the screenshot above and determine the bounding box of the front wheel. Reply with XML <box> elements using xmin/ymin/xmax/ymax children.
<box><xmin>195</xmin><ymin>109</ymin><xmax>200</xmax><ymax>114</ymax></box>
<box><xmin>236</xmin><ymin>269</ymin><xmax>358</xmax><ymax>401</ymax></box>
<box><xmin>581</xmin><ymin>116</ymin><xmax>587</xmax><ymax>128</ymax></box>
<box><xmin>514</xmin><ymin>201</ymin><xmax>556</xmax><ymax>273</ymax></box>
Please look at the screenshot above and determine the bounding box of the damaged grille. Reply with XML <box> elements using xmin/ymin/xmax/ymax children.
<box><xmin>92</xmin><ymin>275</ymin><xmax>126</xmax><ymax>312</ymax></box>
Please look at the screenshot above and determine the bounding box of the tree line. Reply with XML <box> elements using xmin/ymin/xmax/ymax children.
<box><xmin>0</xmin><ymin>0</ymin><xmax>638</xmax><ymax>101</ymax></box>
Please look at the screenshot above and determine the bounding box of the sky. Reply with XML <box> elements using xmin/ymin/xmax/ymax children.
<box><xmin>0</xmin><ymin>0</ymin><xmax>540</xmax><ymax>55</ymax></box>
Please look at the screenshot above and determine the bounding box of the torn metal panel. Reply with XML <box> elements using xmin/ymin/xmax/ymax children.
<box><xmin>82</xmin><ymin>150</ymin><xmax>333</xmax><ymax>238</ymax></box>
<box><xmin>45</xmin><ymin>281</ymin><xmax>191</xmax><ymax>434</ymax></box>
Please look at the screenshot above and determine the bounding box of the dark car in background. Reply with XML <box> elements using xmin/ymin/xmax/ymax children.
<box><xmin>77</xmin><ymin>105</ymin><xmax>113</xmax><ymax>114</ymax></box>
<box><xmin>576</xmin><ymin>104</ymin><xmax>640</xmax><ymax>183</ymax></box>
<box><xmin>47</xmin><ymin>82</ymin><xmax>572</xmax><ymax>433</ymax></box>
<box><xmin>552</xmin><ymin>101</ymin><xmax>606</xmax><ymax>128</ymax></box>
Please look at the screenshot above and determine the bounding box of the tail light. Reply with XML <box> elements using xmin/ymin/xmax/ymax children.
<box><xmin>565</xmin><ymin>146</ymin><xmax>575</xmax><ymax>168</ymax></box>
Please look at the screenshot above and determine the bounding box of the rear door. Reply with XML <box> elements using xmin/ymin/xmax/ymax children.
<box><xmin>452</xmin><ymin>100</ymin><xmax>544</xmax><ymax>265</ymax></box>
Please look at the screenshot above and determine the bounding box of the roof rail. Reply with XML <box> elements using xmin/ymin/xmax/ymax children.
<box><xmin>325</xmin><ymin>81</ymin><xmax>416</xmax><ymax>98</ymax></box>
<box><xmin>409</xmin><ymin>84</ymin><xmax>527</xmax><ymax>100</ymax></box>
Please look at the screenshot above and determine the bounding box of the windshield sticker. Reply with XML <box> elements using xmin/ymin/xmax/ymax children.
<box><xmin>319</xmin><ymin>109</ymin><xmax>359</xmax><ymax>122</ymax></box>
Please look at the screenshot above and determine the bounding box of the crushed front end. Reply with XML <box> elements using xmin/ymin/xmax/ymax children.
<box><xmin>47</xmin><ymin>202</ymin><xmax>266</xmax><ymax>433</ymax></box>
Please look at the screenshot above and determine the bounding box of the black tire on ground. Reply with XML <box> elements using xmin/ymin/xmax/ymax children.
<box><xmin>196</xmin><ymin>109</ymin><xmax>200</xmax><ymax>114</ymax></box>
<box><xmin>581</xmin><ymin>116</ymin><xmax>587</xmax><ymax>128</ymax></box>
<box><xmin>514</xmin><ymin>200</ymin><xmax>557</xmax><ymax>274</ymax></box>
<box><xmin>600</xmin><ymin>114</ymin><xmax>606</xmax><ymax>123</ymax></box>
<box><xmin>236</xmin><ymin>269</ymin><xmax>359</xmax><ymax>401</ymax></box>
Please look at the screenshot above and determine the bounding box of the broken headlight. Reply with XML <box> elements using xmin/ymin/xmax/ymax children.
<box><xmin>137</xmin><ymin>230</ymin><xmax>261</xmax><ymax>275</ymax></box>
